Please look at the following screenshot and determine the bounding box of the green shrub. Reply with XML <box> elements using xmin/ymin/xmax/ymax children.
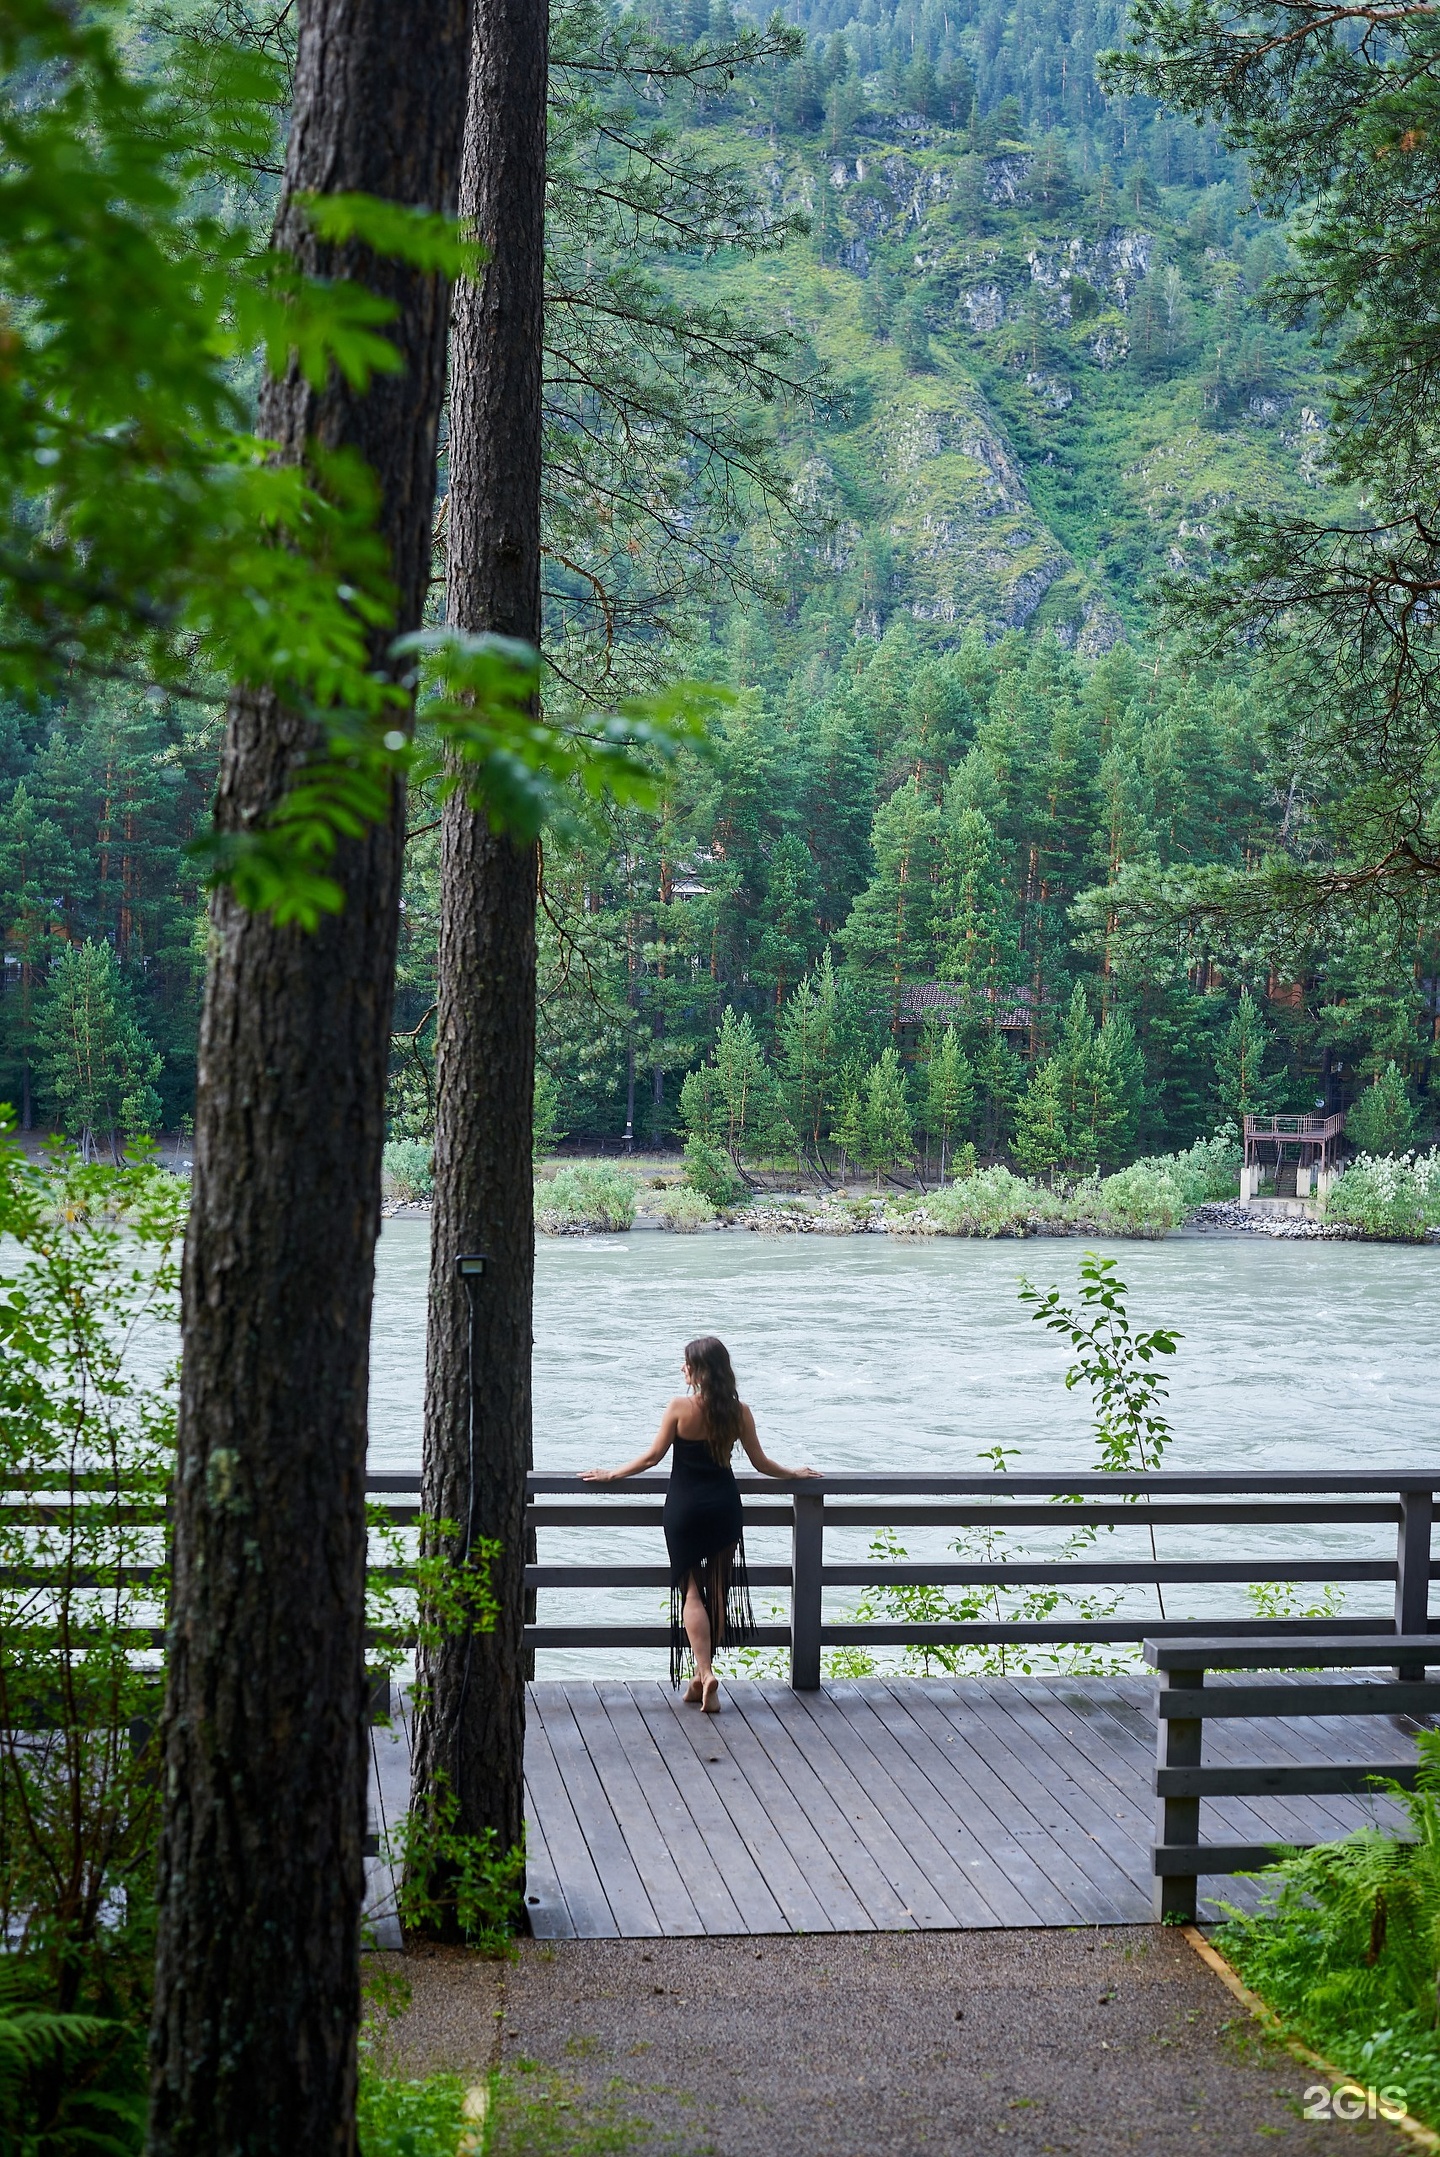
<box><xmin>681</xmin><ymin>1134</ymin><xmax>745</xmax><ymax>1208</ymax></box>
<box><xmin>358</xmin><ymin>2072</ymin><xmax>468</xmax><ymax>2157</ymax></box>
<box><xmin>1326</xmin><ymin>1150</ymin><xmax>1440</xmax><ymax>1240</ymax></box>
<box><xmin>652</xmin><ymin>1186</ymin><xmax>718</xmax><ymax>1232</ymax></box>
<box><xmin>1139</xmin><ymin>1123</ymin><xmax>1241</xmax><ymax>1204</ymax></box>
<box><xmin>358</xmin><ymin>2065</ymin><xmax>649</xmax><ymax>2157</ymax></box>
<box><xmin>917</xmin><ymin>1166</ymin><xmax>1068</xmax><ymax>1236</ymax></box>
<box><xmin>1086</xmin><ymin>1163</ymin><xmax>1189</xmax><ymax>1237</ymax></box>
<box><xmin>535</xmin><ymin>1162</ymin><xmax>636</xmax><ymax>1233</ymax></box>
<box><xmin>382</xmin><ymin>1138</ymin><xmax>434</xmax><ymax>1203</ymax></box>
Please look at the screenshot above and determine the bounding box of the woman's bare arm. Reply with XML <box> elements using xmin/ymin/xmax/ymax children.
<box><xmin>581</xmin><ymin>1400</ymin><xmax>681</xmax><ymax>1482</ymax></box>
<box><xmin>737</xmin><ymin>1406</ymin><xmax>819</xmax><ymax>1480</ymax></box>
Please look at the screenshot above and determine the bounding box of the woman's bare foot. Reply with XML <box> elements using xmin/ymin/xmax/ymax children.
<box><xmin>683</xmin><ymin>1678</ymin><xmax>704</xmax><ymax>1705</ymax></box>
<box><xmin>701</xmin><ymin>1675</ymin><xmax>721</xmax><ymax>1714</ymax></box>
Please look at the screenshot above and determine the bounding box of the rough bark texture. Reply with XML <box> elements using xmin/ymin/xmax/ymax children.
<box><xmin>411</xmin><ymin>0</ymin><xmax>548</xmax><ymax>1868</ymax></box>
<box><xmin>147</xmin><ymin>6</ymin><xmax>471</xmax><ymax>2152</ymax></box>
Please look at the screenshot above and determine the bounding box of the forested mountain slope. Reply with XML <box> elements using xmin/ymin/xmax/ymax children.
<box><xmin>686</xmin><ymin>0</ymin><xmax>1338</xmax><ymax>669</ymax></box>
<box><xmin>0</xmin><ymin>0</ymin><xmax>1429</xmax><ymax>1180</ymax></box>
<box><xmin>477</xmin><ymin>2</ymin><xmax>1411</xmax><ymax>1168</ymax></box>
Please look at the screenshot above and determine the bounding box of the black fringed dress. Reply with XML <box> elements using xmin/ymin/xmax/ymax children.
<box><xmin>663</xmin><ymin>1435</ymin><xmax>757</xmax><ymax>1686</ymax></box>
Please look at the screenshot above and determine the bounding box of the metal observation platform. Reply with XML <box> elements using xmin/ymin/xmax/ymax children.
<box><xmin>363</xmin><ymin>1470</ymin><xmax>1440</xmax><ymax>1942</ymax></box>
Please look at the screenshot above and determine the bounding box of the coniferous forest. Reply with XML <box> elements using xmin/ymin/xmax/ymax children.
<box><xmin>3</xmin><ymin>0</ymin><xmax>1437</xmax><ymax>1180</ymax></box>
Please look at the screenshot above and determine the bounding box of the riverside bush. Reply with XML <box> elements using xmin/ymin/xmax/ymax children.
<box><xmin>681</xmin><ymin>1134</ymin><xmax>746</xmax><ymax>1208</ymax></box>
<box><xmin>1325</xmin><ymin>1150</ymin><xmax>1440</xmax><ymax>1240</ymax></box>
<box><xmin>1135</xmin><ymin>1124</ymin><xmax>1241</xmax><ymax>1204</ymax></box>
<box><xmin>1085</xmin><ymin>1163</ymin><xmax>1189</xmax><ymax>1237</ymax></box>
<box><xmin>919</xmin><ymin>1166</ymin><xmax>1068</xmax><ymax>1236</ymax></box>
<box><xmin>382</xmin><ymin>1138</ymin><xmax>434</xmax><ymax>1203</ymax></box>
<box><xmin>652</xmin><ymin>1186</ymin><xmax>718</xmax><ymax>1232</ymax></box>
<box><xmin>899</xmin><ymin>1158</ymin><xmax>1194</xmax><ymax>1238</ymax></box>
<box><xmin>535</xmin><ymin>1162</ymin><xmax>636</xmax><ymax>1233</ymax></box>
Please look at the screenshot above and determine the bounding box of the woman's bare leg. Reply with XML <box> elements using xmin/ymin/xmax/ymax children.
<box><xmin>683</xmin><ymin>1577</ymin><xmax>714</xmax><ymax>1691</ymax></box>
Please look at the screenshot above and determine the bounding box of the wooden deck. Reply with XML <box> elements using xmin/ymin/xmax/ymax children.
<box><xmin>364</xmin><ymin>1673</ymin><xmax>1419</xmax><ymax>1944</ymax></box>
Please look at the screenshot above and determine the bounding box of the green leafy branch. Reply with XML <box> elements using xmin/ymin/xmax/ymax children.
<box><xmin>1020</xmin><ymin>1253</ymin><xmax>1180</xmax><ymax>1617</ymax></box>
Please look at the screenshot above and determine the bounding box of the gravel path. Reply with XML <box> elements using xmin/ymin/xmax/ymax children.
<box><xmin>374</xmin><ymin>1928</ymin><xmax>1417</xmax><ymax>2153</ymax></box>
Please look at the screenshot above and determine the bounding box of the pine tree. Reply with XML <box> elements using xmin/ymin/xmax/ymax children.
<box><xmin>841</xmin><ymin>777</ymin><xmax>943</xmax><ymax>1028</ymax></box>
<box><xmin>1213</xmin><ymin>987</ymin><xmax>1287</xmax><ymax>1127</ymax></box>
<box><xmin>684</xmin><ymin>1006</ymin><xmax>792</xmax><ymax>1165</ymax></box>
<box><xmin>0</xmin><ymin>780</ymin><xmax>70</xmax><ymax>1130</ymax></box>
<box><xmin>1053</xmin><ymin>983</ymin><xmax>1097</xmax><ymax>1159</ymax></box>
<box><xmin>777</xmin><ymin>949</ymin><xmax>842</xmax><ymax>1168</ymax></box>
<box><xmin>858</xmin><ymin>1045</ymin><xmax>914</xmax><ymax>1186</ymax></box>
<box><xmin>974</xmin><ymin>1032</ymin><xmax>1023</xmax><ymax>1159</ymax></box>
<box><xmin>1013</xmin><ymin>1058</ymin><xmax>1067</xmax><ymax>1180</ymax></box>
<box><xmin>934</xmin><ymin>796</ymin><xmax>1020</xmax><ymax>1031</ymax></box>
<box><xmin>1346</xmin><ymin>1062</ymin><xmax>1417</xmax><ymax>1156</ymax></box>
<box><xmin>33</xmin><ymin>940</ymin><xmax>161</xmax><ymax>1160</ymax></box>
<box><xmin>921</xmin><ymin>1024</ymin><xmax>974</xmax><ymax>1182</ymax></box>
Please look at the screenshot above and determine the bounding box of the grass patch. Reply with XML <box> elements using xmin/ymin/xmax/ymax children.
<box><xmin>359</xmin><ymin>2065</ymin><xmax>652</xmax><ymax>2156</ymax></box>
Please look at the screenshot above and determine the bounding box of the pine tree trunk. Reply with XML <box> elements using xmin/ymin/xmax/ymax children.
<box><xmin>410</xmin><ymin>0</ymin><xmax>548</xmax><ymax>1877</ymax></box>
<box><xmin>146</xmin><ymin>5</ymin><xmax>470</xmax><ymax>2151</ymax></box>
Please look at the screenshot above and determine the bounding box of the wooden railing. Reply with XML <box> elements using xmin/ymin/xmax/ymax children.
<box><xmin>13</xmin><ymin>1470</ymin><xmax>1437</xmax><ymax>1692</ymax></box>
<box><xmin>438</xmin><ymin>1469</ymin><xmax>1440</xmax><ymax>1690</ymax></box>
<box><xmin>1147</xmin><ymin>1634</ymin><xmax>1440</xmax><ymax>1922</ymax></box>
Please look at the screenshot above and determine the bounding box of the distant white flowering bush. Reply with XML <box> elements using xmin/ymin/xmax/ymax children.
<box><xmin>1325</xmin><ymin>1150</ymin><xmax>1440</xmax><ymax>1241</ymax></box>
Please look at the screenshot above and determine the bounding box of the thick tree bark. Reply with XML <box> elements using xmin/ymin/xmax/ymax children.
<box><xmin>147</xmin><ymin>6</ymin><xmax>471</xmax><ymax>2152</ymax></box>
<box><xmin>410</xmin><ymin>0</ymin><xmax>548</xmax><ymax>1870</ymax></box>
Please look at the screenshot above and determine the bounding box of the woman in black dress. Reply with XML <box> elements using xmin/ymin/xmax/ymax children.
<box><xmin>582</xmin><ymin>1336</ymin><xmax>818</xmax><ymax>1712</ymax></box>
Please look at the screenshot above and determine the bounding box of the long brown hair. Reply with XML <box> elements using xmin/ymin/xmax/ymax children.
<box><xmin>684</xmin><ymin>1336</ymin><xmax>744</xmax><ymax>1465</ymax></box>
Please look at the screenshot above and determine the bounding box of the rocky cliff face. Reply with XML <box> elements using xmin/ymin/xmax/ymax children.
<box><xmin>697</xmin><ymin>116</ymin><xmax>1338</xmax><ymax>650</ymax></box>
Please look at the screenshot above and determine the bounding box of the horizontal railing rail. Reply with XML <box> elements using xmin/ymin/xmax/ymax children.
<box><xmin>507</xmin><ymin>1470</ymin><xmax>1439</xmax><ymax>1688</ymax></box>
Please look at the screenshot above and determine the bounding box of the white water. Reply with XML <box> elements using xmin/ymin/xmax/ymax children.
<box><xmin>370</xmin><ymin>1221</ymin><xmax>1440</xmax><ymax>1674</ymax></box>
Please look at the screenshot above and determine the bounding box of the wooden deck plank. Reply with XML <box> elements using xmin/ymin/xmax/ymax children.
<box><xmin>715</xmin><ymin>1691</ymin><xmax>905</xmax><ymax>1932</ymax></box>
<box><xmin>562</xmin><ymin>1686</ymin><xmax>708</xmax><ymax>1937</ymax></box>
<box><xmin>865</xmin><ymin>1681</ymin><xmax>1089</xmax><ymax>1925</ymax></box>
<box><xmin>622</xmin><ymin>1686</ymin><xmax>797</xmax><ymax>1935</ymax></box>
<box><xmin>739</xmin><ymin>1684</ymin><xmax>969</xmax><ymax>1928</ymax></box>
<box><xmin>976</xmin><ymin>1681</ymin><xmax>1154</xmax><ymax>1882</ymax></box>
<box><xmin>592</xmin><ymin>1684</ymin><xmax>752</xmax><ymax>1936</ymax></box>
<box><xmin>630</xmin><ymin>1685</ymin><xmax>837</xmax><ymax>1934</ymax></box>
<box><xmin>823</xmin><ymin>1682</ymin><xmax>1041</xmax><ymax>1927</ymax></box>
<box><xmin>521</xmin><ymin>1806</ymin><xmax>575</xmax><ymax>1941</ymax></box>
<box><xmin>782</xmin><ymin>1686</ymin><xmax>1008</xmax><ymax>1927</ymax></box>
<box><xmin>936</xmin><ymin>1680</ymin><xmax>1154</xmax><ymax>1920</ymax></box>
<box><xmin>522</xmin><ymin>1695</ymin><xmax>623</xmax><ymax>1939</ymax></box>
<box><xmin>515</xmin><ymin>1672</ymin><xmax>1416</xmax><ymax>1940</ymax></box>
<box><xmin>531</xmin><ymin>1688</ymin><xmax>665</xmax><ymax>1938</ymax></box>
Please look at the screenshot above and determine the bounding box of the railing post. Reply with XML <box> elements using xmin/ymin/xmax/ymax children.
<box><xmin>790</xmin><ymin>1488</ymin><xmax>823</xmax><ymax>1691</ymax></box>
<box><xmin>1155</xmin><ymin>1666</ymin><xmax>1203</xmax><ymax>1924</ymax></box>
<box><xmin>1394</xmin><ymin>1487</ymin><xmax>1433</xmax><ymax>1680</ymax></box>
